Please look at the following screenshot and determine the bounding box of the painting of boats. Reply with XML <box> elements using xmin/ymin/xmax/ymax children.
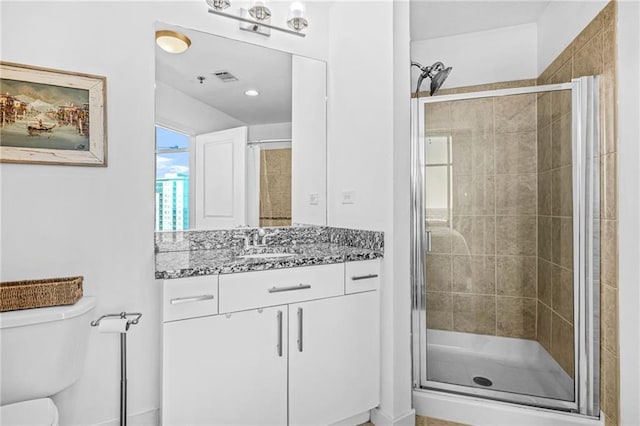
<box><xmin>0</xmin><ymin>62</ymin><xmax>106</xmax><ymax>166</ymax></box>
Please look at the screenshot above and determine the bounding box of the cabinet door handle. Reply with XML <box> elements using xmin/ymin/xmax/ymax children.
<box><xmin>169</xmin><ymin>294</ymin><xmax>214</xmax><ymax>305</ymax></box>
<box><xmin>351</xmin><ymin>274</ymin><xmax>379</xmax><ymax>281</ymax></box>
<box><xmin>268</xmin><ymin>284</ymin><xmax>311</xmax><ymax>293</ymax></box>
<box><xmin>277</xmin><ymin>310</ymin><xmax>283</xmax><ymax>357</ymax></box>
<box><xmin>297</xmin><ymin>307</ymin><xmax>303</xmax><ymax>352</ymax></box>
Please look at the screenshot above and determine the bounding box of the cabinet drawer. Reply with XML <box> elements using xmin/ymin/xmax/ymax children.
<box><xmin>163</xmin><ymin>275</ymin><xmax>218</xmax><ymax>322</ymax></box>
<box><xmin>218</xmin><ymin>264</ymin><xmax>344</xmax><ymax>313</ymax></box>
<box><xmin>345</xmin><ymin>259</ymin><xmax>380</xmax><ymax>294</ymax></box>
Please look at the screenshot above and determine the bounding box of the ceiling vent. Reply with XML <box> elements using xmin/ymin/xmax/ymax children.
<box><xmin>214</xmin><ymin>71</ymin><xmax>238</xmax><ymax>82</ymax></box>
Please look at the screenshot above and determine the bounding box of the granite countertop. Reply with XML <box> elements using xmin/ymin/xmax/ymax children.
<box><xmin>155</xmin><ymin>243</ymin><xmax>383</xmax><ymax>280</ymax></box>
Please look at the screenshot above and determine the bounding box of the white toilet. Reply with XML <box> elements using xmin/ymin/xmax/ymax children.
<box><xmin>0</xmin><ymin>296</ymin><xmax>96</xmax><ymax>425</ymax></box>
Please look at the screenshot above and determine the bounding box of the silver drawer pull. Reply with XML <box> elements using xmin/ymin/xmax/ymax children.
<box><xmin>351</xmin><ymin>274</ymin><xmax>379</xmax><ymax>281</ymax></box>
<box><xmin>268</xmin><ymin>284</ymin><xmax>312</xmax><ymax>293</ymax></box>
<box><xmin>170</xmin><ymin>294</ymin><xmax>215</xmax><ymax>305</ymax></box>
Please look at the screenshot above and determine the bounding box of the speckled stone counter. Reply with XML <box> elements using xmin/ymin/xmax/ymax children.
<box><xmin>155</xmin><ymin>226</ymin><xmax>384</xmax><ymax>280</ymax></box>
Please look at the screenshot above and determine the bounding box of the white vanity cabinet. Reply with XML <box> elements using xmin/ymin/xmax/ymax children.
<box><xmin>161</xmin><ymin>259</ymin><xmax>380</xmax><ymax>426</ymax></box>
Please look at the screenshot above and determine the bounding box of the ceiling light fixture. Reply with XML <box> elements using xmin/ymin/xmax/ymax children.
<box><xmin>155</xmin><ymin>30</ymin><xmax>192</xmax><ymax>54</ymax></box>
<box><xmin>205</xmin><ymin>0</ymin><xmax>308</xmax><ymax>38</ymax></box>
<box><xmin>245</xmin><ymin>89</ymin><xmax>260</xmax><ymax>97</ymax></box>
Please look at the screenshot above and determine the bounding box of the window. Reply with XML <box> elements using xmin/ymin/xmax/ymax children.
<box><xmin>155</xmin><ymin>126</ymin><xmax>190</xmax><ymax>231</ymax></box>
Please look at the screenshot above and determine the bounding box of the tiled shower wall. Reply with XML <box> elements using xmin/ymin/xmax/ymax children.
<box><xmin>424</xmin><ymin>84</ymin><xmax>541</xmax><ymax>339</ymax></box>
<box><xmin>260</xmin><ymin>148</ymin><xmax>292</xmax><ymax>227</ymax></box>
<box><xmin>538</xmin><ymin>1</ymin><xmax>618</xmax><ymax>423</ymax></box>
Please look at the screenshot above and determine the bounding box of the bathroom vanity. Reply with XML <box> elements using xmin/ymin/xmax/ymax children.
<box><xmin>156</xmin><ymin>227</ymin><xmax>382</xmax><ymax>426</ymax></box>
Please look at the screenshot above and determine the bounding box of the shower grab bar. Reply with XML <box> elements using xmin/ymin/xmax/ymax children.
<box><xmin>351</xmin><ymin>274</ymin><xmax>379</xmax><ymax>281</ymax></box>
<box><xmin>268</xmin><ymin>284</ymin><xmax>311</xmax><ymax>293</ymax></box>
<box><xmin>169</xmin><ymin>295</ymin><xmax>214</xmax><ymax>305</ymax></box>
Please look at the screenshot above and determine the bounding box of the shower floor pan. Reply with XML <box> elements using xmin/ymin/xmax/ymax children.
<box><xmin>426</xmin><ymin>329</ymin><xmax>574</xmax><ymax>401</ymax></box>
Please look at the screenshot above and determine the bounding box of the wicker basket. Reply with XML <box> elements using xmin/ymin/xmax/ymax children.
<box><xmin>0</xmin><ymin>276</ymin><xmax>83</xmax><ymax>312</ymax></box>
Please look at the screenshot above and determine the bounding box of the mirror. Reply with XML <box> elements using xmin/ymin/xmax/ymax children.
<box><xmin>154</xmin><ymin>23</ymin><xmax>326</xmax><ymax>231</ymax></box>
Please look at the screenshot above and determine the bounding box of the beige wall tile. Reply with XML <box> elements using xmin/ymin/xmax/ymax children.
<box><xmin>601</xmin><ymin>70</ymin><xmax>617</xmax><ymax>155</ymax></box>
<box><xmin>552</xmin><ymin>86</ymin><xmax>572</xmax><ymax>124</ymax></box>
<box><xmin>451</xmin><ymin>98</ymin><xmax>493</xmax><ymax>132</ymax></box>
<box><xmin>496</xmin><ymin>174</ymin><xmax>537</xmax><ymax>215</ymax></box>
<box><xmin>496</xmin><ymin>256</ymin><xmax>537</xmax><ymax>297</ymax></box>
<box><xmin>452</xmin><ymin>216</ymin><xmax>496</xmax><ymax>255</ymax></box>
<box><xmin>429</xmin><ymin>227</ymin><xmax>453</xmax><ymax>253</ymax></box>
<box><xmin>495</xmin><ymin>93</ymin><xmax>537</xmax><ymax>134</ymax></box>
<box><xmin>551</xmin><ymin>217</ymin><xmax>574</xmax><ymax>270</ymax></box>
<box><xmin>551</xmin><ymin>58</ymin><xmax>573</xmax><ymax>85</ymax></box>
<box><xmin>552</xmin><ymin>113</ymin><xmax>572</xmax><ymax>169</ymax></box>
<box><xmin>538</xmin><ymin>171</ymin><xmax>552</xmax><ymax>216</ymax></box>
<box><xmin>537</xmin><ymin>93</ymin><xmax>552</xmax><ymax>130</ymax></box>
<box><xmin>425</xmin><ymin>102</ymin><xmax>451</xmax><ymax>131</ymax></box>
<box><xmin>495</xmin><ymin>131</ymin><xmax>537</xmax><ymax>174</ymax></box>
<box><xmin>572</xmin><ymin>10</ymin><xmax>603</xmax><ymax>53</ymax></box>
<box><xmin>537</xmin><ymin>301</ymin><xmax>552</xmax><ymax>352</ymax></box>
<box><xmin>602</xmin><ymin>283</ymin><xmax>618</xmax><ymax>355</ymax></box>
<box><xmin>551</xmin><ymin>264</ymin><xmax>574</xmax><ymax>324</ymax></box>
<box><xmin>573</xmin><ymin>32</ymin><xmax>604</xmax><ymax>78</ymax></box>
<box><xmin>551</xmin><ymin>313</ymin><xmax>575</xmax><ymax>377</ymax></box>
<box><xmin>538</xmin><ymin>258</ymin><xmax>553</xmax><ymax>306</ymax></box>
<box><xmin>451</xmin><ymin>129</ymin><xmax>495</xmax><ymax>176</ymax></box>
<box><xmin>601</xmin><ymin>219</ymin><xmax>618</xmax><ymax>286</ymax></box>
<box><xmin>551</xmin><ymin>166</ymin><xmax>573</xmax><ymax>217</ymax></box>
<box><xmin>427</xmin><ymin>292</ymin><xmax>453</xmax><ymax>331</ymax></box>
<box><xmin>453</xmin><ymin>294</ymin><xmax>496</xmax><ymax>335</ymax></box>
<box><xmin>452</xmin><ymin>255</ymin><xmax>496</xmax><ymax>295</ymax></box>
<box><xmin>601</xmin><ymin>153</ymin><xmax>617</xmax><ymax>220</ymax></box>
<box><xmin>537</xmin><ymin>125</ymin><xmax>553</xmax><ymax>173</ymax></box>
<box><xmin>538</xmin><ymin>216</ymin><xmax>552</xmax><ymax>261</ymax></box>
<box><xmin>427</xmin><ymin>254</ymin><xmax>452</xmax><ymax>292</ymax></box>
<box><xmin>453</xmin><ymin>175</ymin><xmax>495</xmax><ymax>216</ymax></box>
<box><xmin>438</xmin><ymin>79</ymin><xmax>536</xmax><ymax>97</ymax></box>
<box><xmin>496</xmin><ymin>216</ymin><xmax>537</xmax><ymax>256</ymax></box>
<box><xmin>497</xmin><ymin>296</ymin><xmax>536</xmax><ymax>339</ymax></box>
<box><xmin>602</xmin><ymin>350</ymin><xmax>619</xmax><ymax>423</ymax></box>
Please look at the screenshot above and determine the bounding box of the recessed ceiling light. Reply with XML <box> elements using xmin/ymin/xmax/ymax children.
<box><xmin>245</xmin><ymin>89</ymin><xmax>260</xmax><ymax>97</ymax></box>
<box><xmin>155</xmin><ymin>30</ymin><xmax>191</xmax><ymax>54</ymax></box>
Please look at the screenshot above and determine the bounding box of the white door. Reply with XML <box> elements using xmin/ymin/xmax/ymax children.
<box><xmin>162</xmin><ymin>307</ymin><xmax>288</xmax><ymax>426</ymax></box>
<box><xmin>288</xmin><ymin>292</ymin><xmax>380</xmax><ymax>426</ymax></box>
<box><xmin>194</xmin><ymin>126</ymin><xmax>247</xmax><ymax>228</ymax></box>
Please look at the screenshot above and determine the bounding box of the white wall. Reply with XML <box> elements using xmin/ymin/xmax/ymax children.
<box><xmin>0</xmin><ymin>2</ymin><xmax>329</xmax><ymax>425</ymax></box>
<box><xmin>156</xmin><ymin>81</ymin><xmax>245</xmax><ymax>135</ymax></box>
<box><xmin>327</xmin><ymin>1</ymin><xmax>414</xmax><ymax>424</ymax></box>
<box><xmin>410</xmin><ymin>23</ymin><xmax>538</xmax><ymax>91</ymax></box>
<box><xmin>536</xmin><ymin>0</ymin><xmax>608</xmax><ymax>74</ymax></box>
<box><xmin>247</xmin><ymin>122</ymin><xmax>291</xmax><ymax>144</ymax></box>
<box><xmin>617</xmin><ymin>1</ymin><xmax>640</xmax><ymax>425</ymax></box>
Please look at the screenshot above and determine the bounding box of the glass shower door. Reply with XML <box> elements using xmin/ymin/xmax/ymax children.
<box><xmin>412</xmin><ymin>78</ymin><xmax>600</xmax><ymax>415</ymax></box>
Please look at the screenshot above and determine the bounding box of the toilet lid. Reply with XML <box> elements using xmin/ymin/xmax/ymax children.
<box><xmin>0</xmin><ymin>398</ymin><xmax>59</xmax><ymax>425</ymax></box>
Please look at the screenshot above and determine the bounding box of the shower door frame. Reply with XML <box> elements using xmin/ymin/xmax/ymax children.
<box><xmin>411</xmin><ymin>77</ymin><xmax>600</xmax><ymax>416</ymax></box>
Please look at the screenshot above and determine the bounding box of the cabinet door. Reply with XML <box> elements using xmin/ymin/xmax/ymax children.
<box><xmin>162</xmin><ymin>307</ymin><xmax>287</xmax><ymax>426</ymax></box>
<box><xmin>288</xmin><ymin>291</ymin><xmax>380</xmax><ymax>425</ymax></box>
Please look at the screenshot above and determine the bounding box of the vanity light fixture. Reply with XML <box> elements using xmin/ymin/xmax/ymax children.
<box><xmin>245</xmin><ymin>89</ymin><xmax>260</xmax><ymax>97</ymax></box>
<box><xmin>205</xmin><ymin>0</ymin><xmax>308</xmax><ymax>38</ymax></box>
<box><xmin>155</xmin><ymin>30</ymin><xmax>192</xmax><ymax>54</ymax></box>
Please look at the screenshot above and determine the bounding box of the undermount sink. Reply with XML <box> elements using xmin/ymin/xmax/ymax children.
<box><xmin>238</xmin><ymin>253</ymin><xmax>297</xmax><ymax>259</ymax></box>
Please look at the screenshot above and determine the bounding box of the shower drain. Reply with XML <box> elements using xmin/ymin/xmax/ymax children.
<box><xmin>473</xmin><ymin>376</ymin><xmax>493</xmax><ymax>387</ymax></box>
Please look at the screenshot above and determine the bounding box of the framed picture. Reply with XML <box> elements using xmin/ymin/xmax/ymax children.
<box><xmin>0</xmin><ymin>62</ymin><xmax>107</xmax><ymax>166</ymax></box>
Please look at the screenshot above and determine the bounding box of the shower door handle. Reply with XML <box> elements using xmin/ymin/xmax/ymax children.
<box><xmin>426</xmin><ymin>231</ymin><xmax>432</xmax><ymax>252</ymax></box>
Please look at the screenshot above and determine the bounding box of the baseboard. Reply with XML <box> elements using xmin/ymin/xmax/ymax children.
<box><xmin>331</xmin><ymin>410</ymin><xmax>371</xmax><ymax>425</ymax></box>
<box><xmin>93</xmin><ymin>408</ymin><xmax>159</xmax><ymax>426</ymax></box>
<box><xmin>371</xmin><ymin>407</ymin><xmax>416</xmax><ymax>426</ymax></box>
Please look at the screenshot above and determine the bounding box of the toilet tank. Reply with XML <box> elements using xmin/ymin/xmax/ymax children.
<box><xmin>0</xmin><ymin>297</ymin><xmax>96</xmax><ymax>405</ymax></box>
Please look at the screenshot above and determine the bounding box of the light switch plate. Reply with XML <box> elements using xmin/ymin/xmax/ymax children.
<box><xmin>309</xmin><ymin>193</ymin><xmax>319</xmax><ymax>205</ymax></box>
<box><xmin>341</xmin><ymin>190</ymin><xmax>355</xmax><ymax>204</ymax></box>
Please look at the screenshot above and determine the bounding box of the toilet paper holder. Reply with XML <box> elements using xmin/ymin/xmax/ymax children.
<box><xmin>91</xmin><ymin>312</ymin><xmax>142</xmax><ymax>330</ymax></box>
<box><xmin>90</xmin><ymin>311</ymin><xmax>141</xmax><ymax>426</ymax></box>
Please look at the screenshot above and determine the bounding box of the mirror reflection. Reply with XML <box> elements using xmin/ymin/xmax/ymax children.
<box><xmin>155</xmin><ymin>23</ymin><xmax>324</xmax><ymax>231</ymax></box>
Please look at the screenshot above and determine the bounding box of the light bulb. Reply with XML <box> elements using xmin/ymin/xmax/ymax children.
<box><xmin>287</xmin><ymin>2</ymin><xmax>308</xmax><ymax>32</ymax></box>
<box><xmin>249</xmin><ymin>0</ymin><xmax>271</xmax><ymax>21</ymax></box>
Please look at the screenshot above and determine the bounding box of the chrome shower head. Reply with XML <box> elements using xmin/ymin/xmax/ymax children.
<box><xmin>412</xmin><ymin>61</ymin><xmax>452</xmax><ymax>96</ymax></box>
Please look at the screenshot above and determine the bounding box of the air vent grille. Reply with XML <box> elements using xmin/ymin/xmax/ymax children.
<box><xmin>214</xmin><ymin>71</ymin><xmax>238</xmax><ymax>82</ymax></box>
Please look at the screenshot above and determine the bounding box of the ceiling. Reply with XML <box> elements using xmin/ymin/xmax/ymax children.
<box><xmin>410</xmin><ymin>0</ymin><xmax>552</xmax><ymax>41</ymax></box>
<box><xmin>155</xmin><ymin>24</ymin><xmax>292</xmax><ymax>126</ymax></box>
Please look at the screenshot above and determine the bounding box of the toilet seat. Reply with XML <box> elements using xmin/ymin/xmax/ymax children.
<box><xmin>0</xmin><ymin>398</ymin><xmax>59</xmax><ymax>426</ymax></box>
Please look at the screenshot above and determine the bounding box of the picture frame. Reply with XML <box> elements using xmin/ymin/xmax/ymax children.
<box><xmin>0</xmin><ymin>62</ymin><xmax>107</xmax><ymax>166</ymax></box>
